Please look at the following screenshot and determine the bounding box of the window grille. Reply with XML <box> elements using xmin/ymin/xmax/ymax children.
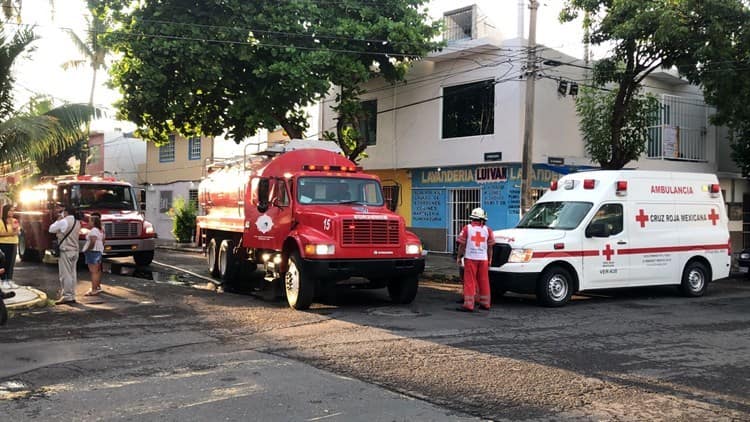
<box><xmin>159</xmin><ymin>190</ymin><xmax>173</xmax><ymax>213</ymax></box>
<box><xmin>159</xmin><ymin>135</ymin><xmax>176</xmax><ymax>163</ymax></box>
<box><xmin>443</xmin><ymin>7</ymin><xmax>473</xmax><ymax>42</ymax></box>
<box><xmin>188</xmin><ymin>137</ymin><xmax>201</xmax><ymax>160</ymax></box>
<box><xmin>447</xmin><ymin>188</ymin><xmax>480</xmax><ymax>253</ymax></box>
<box><xmin>189</xmin><ymin>189</ymin><xmax>198</xmax><ymax>210</ymax></box>
<box><xmin>647</xmin><ymin>95</ymin><xmax>708</xmax><ymax>161</ymax></box>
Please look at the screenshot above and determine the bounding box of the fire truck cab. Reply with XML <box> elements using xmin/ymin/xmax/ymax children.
<box><xmin>196</xmin><ymin>140</ymin><xmax>425</xmax><ymax>310</ymax></box>
<box><xmin>16</xmin><ymin>175</ymin><xmax>157</xmax><ymax>266</ymax></box>
<box><xmin>490</xmin><ymin>170</ymin><xmax>731</xmax><ymax>306</ymax></box>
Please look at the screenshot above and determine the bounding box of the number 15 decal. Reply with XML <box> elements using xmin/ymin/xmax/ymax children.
<box><xmin>323</xmin><ymin>218</ymin><xmax>331</xmax><ymax>231</ymax></box>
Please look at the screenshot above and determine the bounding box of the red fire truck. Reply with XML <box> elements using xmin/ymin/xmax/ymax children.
<box><xmin>15</xmin><ymin>175</ymin><xmax>157</xmax><ymax>265</ymax></box>
<box><xmin>196</xmin><ymin>140</ymin><xmax>425</xmax><ymax>310</ymax></box>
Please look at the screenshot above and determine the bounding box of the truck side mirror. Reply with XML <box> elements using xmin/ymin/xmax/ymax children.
<box><xmin>585</xmin><ymin>222</ymin><xmax>611</xmax><ymax>238</ymax></box>
<box><xmin>257</xmin><ymin>178</ymin><xmax>270</xmax><ymax>213</ymax></box>
<box><xmin>139</xmin><ymin>189</ymin><xmax>146</xmax><ymax>211</ymax></box>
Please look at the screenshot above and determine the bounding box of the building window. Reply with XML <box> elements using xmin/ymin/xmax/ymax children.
<box><xmin>188</xmin><ymin>137</ymin><xmax>201</xmax><ymax>160</ymax></box>
<box><xmin>442</xmin><ymin>80</ymin><xmax>494</xmax><ymax>139</ymax></box>
<box><xmin>359</xmin><ymin>100</ymin><xmax>377</xmax><ymax>146</ymax></box>
<box><xmin>159</xmin><ymin>190</ymin><xmax>173</xmax><ymax>213</ymax></box>
<box><xmin>647</xmin><ymin>95</ymin><xmax>707</xmax><ymax>161</ymax></box>
<box><xmin>443</xmin><ymin>6</ymin><xmax>473</xmax><ymax>42</ymax></box>
<box><xmin>188</xmin><ymin>189</ymin><xmax>199</xmax><ymax>210</ymax></box>
<box><xmin>159</xmin><ymin>135</ymin><xmax>176</xmax><ymax>163</ymax></box>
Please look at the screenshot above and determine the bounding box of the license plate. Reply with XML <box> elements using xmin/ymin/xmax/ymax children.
<box><xmin>740</xmin><ymin>267</ymin><xmax>749</xmax><ymax>273</ymax></box>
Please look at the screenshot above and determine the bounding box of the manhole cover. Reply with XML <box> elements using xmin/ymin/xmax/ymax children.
<box><xmin>367</xmin><ymin>307</ymin><xmax>423</xmax><ymax>317</ymax></box>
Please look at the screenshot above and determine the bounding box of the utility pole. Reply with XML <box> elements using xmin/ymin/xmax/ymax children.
<box><xmin>520</xmin><ymin>0</ymin><xmax>539</xmax><ymax>215</ymax></box>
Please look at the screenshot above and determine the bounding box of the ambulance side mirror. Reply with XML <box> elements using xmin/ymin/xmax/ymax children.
<box><xmin>586</xmin><ymin>222</ymin><xmax>611</xmax><ymax>238</ymax></box>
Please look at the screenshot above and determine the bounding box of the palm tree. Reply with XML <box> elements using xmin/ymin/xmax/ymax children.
<box><xmin>0</xmin><ymin>25</ymin><xmax>92</xmax><ymax>165</ymax></box>
<box><xmin>62</xmin><ymin>9</ymin><xmax>109</xmax><ymax>175</ymax></box>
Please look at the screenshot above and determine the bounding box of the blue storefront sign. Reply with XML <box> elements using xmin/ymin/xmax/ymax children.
<box><xmin>411</xmin><ymin>163</ymin><xmax>576</xmax><ymax>230</ymax></box>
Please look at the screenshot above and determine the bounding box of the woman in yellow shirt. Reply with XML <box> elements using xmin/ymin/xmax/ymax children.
<box><xmin>0</xmin><ymin>204</ymin><xmax>19</xmax><ymax>285</ymax></box>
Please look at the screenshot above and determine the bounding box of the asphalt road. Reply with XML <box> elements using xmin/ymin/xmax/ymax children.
<box><xmin>2</xmin><ymin>249</ymin><xmax>749</xmax><ymax>421</ymax></box>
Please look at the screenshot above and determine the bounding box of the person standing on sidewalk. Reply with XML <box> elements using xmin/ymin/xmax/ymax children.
<box><xmin>81</xmin><ymin>212</ymin><xmax>104</xmax><ymax>296</ymax></box>
<box><xmin>49</xmin><ymin>203</ymin><xmax>81</xmax><ymax>305</ymax></box>
<box><xmin>0</xmin><ymin>204</ymin><xmax>19</xmax><ymax>289</ymax></box>
<box><xmin>455</xmin><ymin>208</ymin><xmax>494</xmax><ymax>312</ymax></box>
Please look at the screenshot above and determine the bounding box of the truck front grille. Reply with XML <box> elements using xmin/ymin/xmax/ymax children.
<box><xmin>103</xmin><ymin>222</ymin><xmax>141</xmax><ymax>239</ymax></box>
<box><xmin>342</xmin><ymin>219</ymin><xmax>400</xmax><ymax>245</ymax></box>
<box><xmin>491</xmin><ymin>243</ymin><xmax>512</xmax><ymax>267</ymax></box>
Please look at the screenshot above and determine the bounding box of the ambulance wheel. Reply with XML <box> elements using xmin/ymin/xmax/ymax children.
<box><xmin>218</xmin><ymin>239</ymin><xmax>237</xmax><ymax>282</ymax></box>
<box><xmin>18</xmin><ymin>232</ymin><xmax>39</xmax><ymax>262</ymax></box>
<box><xmin>537</xmin><ymin>266</ymin><xmax>572</xmax><ymax>307</ymax></box>
<box><xmin>387</xmin><ymin>275</ymin><xmax>418</xmax><ymax>304</ymax></box>
<box><xmin>284</xmin><ymin>251</ymin><xmax>314</xmax><ymax>310</ymax></box>
<box><xmin>680</xmin><ymin>261</ymin><xmax>708</xmax><ymax>297</ymax></box>
<box><xmin>134</xmin><ymin>251</ymin><xmax>154</xmax><ymax>266</ymax></box>
<box><xmin>207</xmin><ymin>238</ymin><xmax>219</xmax><ymax>277</ymax></box>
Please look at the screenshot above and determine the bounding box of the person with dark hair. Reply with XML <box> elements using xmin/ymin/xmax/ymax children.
<box><xmin>81</xmin><ymin>212</ymin><xmax>104</xmax><ymax>295</ymax></box>
<box><xmin>48</xmin><ymin>202</ymin><xmax>81</xmax><ymax>305</ymax></box>
<box><xmin>0</xmin><ymin>204</ymin><xmax>19</xmax><ymax>289</ymax></box>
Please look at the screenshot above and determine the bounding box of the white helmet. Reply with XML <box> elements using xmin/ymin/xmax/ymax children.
<box><xmin>470</xmin><ymin>207</ymin><xmax>488</xmax><ymax>221</ymax></box>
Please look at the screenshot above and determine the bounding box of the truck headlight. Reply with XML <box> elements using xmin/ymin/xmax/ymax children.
<box><xmin>304</xmin><ymin>244</ymin><xmax>335</xmax><ymax>255</ymax></box>
<box><xmin>508</xmin><ymin>248</ymin><xmax>534</xmax><ymax>263</ymax></box>
<box><xmin>144</xmin><ymin>222</ymin><xmax>155</xmax><ymax>235</ymax></box>
<box><xmin>405</xmin><ymin>244</ymin><xmax>421</xmax><ymax>255</ymax></box>
<box><xmin>741</xmin><ymin>252</ymin><xmax>750</xmax><ymax>259</ymax></box>
<box><xmin>80</xmin><ymin>228</ymin><xmax>90</xmax><ymax>236</ymax></box>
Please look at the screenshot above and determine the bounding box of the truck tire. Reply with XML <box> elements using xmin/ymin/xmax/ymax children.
<box><xmin>218</xmin><ymin>239</ymin><xmax>237</xmax><ymax>283</ymax></box>
<box><xmin>134</xmin><ymin>251</ymin><xmax>154</xmax><ymax>266</ymax></box>
<box><xmin>536</xmin><ymin>265</ymin><xmax>573</xmax><ymax>307</ymax></box>
<box><xmin>18</xmin><ymin>232</ymin><xmax>39</xmax><ymax>262</ymax></box>
<box><xmin>207</xmin><ymin>238</ymin><xmax>219</xmax><ymax>277</ymax></box>
<box><xmin>680</xmin><ymin>261</ymin><xmax>708</xmax><ymax>297</ymax></box>
<box><xmin>284</xmin><ymin>251</ymin><xmax>314</xmax><ymax>310</ymax></box>
<box><xmin>387</xmin><ymin>275</ymin><xmax>418</xmax><ymax>304</ymax></box>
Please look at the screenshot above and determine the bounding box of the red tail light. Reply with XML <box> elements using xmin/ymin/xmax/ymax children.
<box><xmin>583</xmin><ymin>179</ymin><xmax>596</xmax><ymax>189</ymax></box>
<box><xmin>616</xmin><ymin>180</ymin><xmax>627</xmax><ymax>196</ymax></box>
<box><xmin>550</xmin><ymin>180</ymin><xmax>558</xmax><ymax>191</ymax></box>
<box><xmin>710</xmin><ymin>184</ymin><xmax>720</xmax><ymax>194</ymax></box>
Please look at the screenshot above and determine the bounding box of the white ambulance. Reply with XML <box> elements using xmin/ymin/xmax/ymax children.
<box><xmin>491</xmin><ymin>170</ymin><xmax>731</xmax><ymax>306</ymax></box>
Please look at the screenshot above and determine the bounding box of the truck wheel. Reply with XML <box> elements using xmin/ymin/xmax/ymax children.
<box><xmin>387</xmin><ymin>275</ymin><xmax>418</xmax><ymax>304</ymax></box>
<box><xmin>284</xmin><ymin>251</ymin><xmax>314</xmax><ymax>310</ymax></box>
<box><xmin>537</xmin><ymin>266</ymin><xmax>572</xmax><ymax>307</ymax></box>
<box><xmin>134</xmin><ymin>251</ymin><xmax>154</xmax><ymax>266</ymax></box>
<box><xmin>18</xmin><ymin>232</ymin><xmax>39</xmax><ymax>262</ymax></box>
<box><xmin>680</xmin><ymin>261</ymin><xmax>708</xmax><ymax>297</ymax></box>
<box><xmin>207</xmin><ymin>238</ymin><xmax>219</xmax><ymax>277</ymax></box>
<box><xmin>218</xmin><ymin>239</ymin><xmax>237</xmax><ymax>283</ymax></box>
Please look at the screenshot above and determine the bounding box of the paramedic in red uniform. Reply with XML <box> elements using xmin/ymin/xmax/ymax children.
<box><xmin>455</xmin><ymin>207</ymin><xmax>494</xmax><ymax>312</ymax></box>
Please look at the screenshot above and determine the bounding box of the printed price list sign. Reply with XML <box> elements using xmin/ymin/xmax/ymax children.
<box><xmin>412</xmin><ymin>189</ymin><xmax>446</xmax><ymax>228</ymax></box>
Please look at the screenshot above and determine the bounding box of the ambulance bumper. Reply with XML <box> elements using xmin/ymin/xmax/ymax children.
<box><xmin>489</xmin><ymin>271</ymin><xmax>538</xmax><ymax>294</ymax></box>
<box><xmin>302</xmin><ymin>257</ymin><xmax>425</xmax><ymax>280</ymax></box>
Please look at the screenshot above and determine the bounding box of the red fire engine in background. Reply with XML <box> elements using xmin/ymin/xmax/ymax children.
<box><xmin>15</xmin><ymin>175</ymin><xmax>157</xmax><ymax>265</ymax></box>
<box><xmin>196</xmin><ymin>140</ymin><xmax>425</xmax><ymax>310</ymax></box>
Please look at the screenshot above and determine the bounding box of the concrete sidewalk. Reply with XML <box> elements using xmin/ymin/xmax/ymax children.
<box><xmin>2</xmin><ymin>284</ymin><xmax>48</xmax><ymax>310</ymax></box>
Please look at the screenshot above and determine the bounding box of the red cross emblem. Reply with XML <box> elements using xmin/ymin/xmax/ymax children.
<box><xmin>602</xmin><ymin>244</ymin><xmax>614</xmax><ymax>261</ymax></box>
<box><xmin>635</xmin><ymin>209</ymin><xmax>649</xmax><ymax>228</ymax></box>
<box><xmin>707</xmin><ymin>208</ymin><xmax>720</xmax><ymax>226</ymax></box>
<box><xmin>470</xmin><ymin>230</ymin><xmax>486</xmax><ymax>248</ymax></box>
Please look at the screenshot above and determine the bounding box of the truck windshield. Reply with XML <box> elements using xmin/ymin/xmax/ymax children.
<box><xmin>517</xmin><ymin>201</ymin><xmax>593</xmax><ymax>230</ymax></box>
<box><xmin>71</xmin><ymin>184</ymin><xmax>138</xmax><ymax>211</ymax></box>
<box><xmin>297</xmin><ymin>177</ymin><xmax>384</xmax><ymax>206</ymax></box>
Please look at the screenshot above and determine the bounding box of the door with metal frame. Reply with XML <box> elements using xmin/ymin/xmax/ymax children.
<box><xmin>447</xmin><ymin>188</ymin><xmax>480</xmax><ymax>253</ymax></box>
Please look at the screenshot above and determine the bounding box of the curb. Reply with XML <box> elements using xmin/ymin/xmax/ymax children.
<box><xmin>5</xmin><ymin>287</ymin><xmax>48</xmax><ymax>310</ymax></box>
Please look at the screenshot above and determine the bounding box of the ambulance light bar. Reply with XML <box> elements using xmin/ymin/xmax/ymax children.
<box><xmin>616</xmin><ymin>180</ymin><xmax>627</xmax><ymax>196</ymax></box>
<box><xmin>302</xmin><ymin>164</ymin><xmax>359</xmax><ymax>172</ymax></box>
<box><xmin>549</xmin><ymin>180</ymin><xmax>558</xmax><ymax>191</ymax></box>
<box><xmin>709</xmin><ymin>184</ymin><xmax>720</xmax><ymax>194</ymax></box>
<box><xmin>583</xmin><ymin>179</ymin><xmax>596</xmax><ymax>189</ymax></box>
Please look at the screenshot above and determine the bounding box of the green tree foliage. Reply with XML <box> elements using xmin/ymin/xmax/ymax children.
<box><xmin>94</xmin><ymin>0</ymin><xmax>441</xmax><ymax>161</ymax></box>
<box><xmin>168</xmin><ymin>196</ymin><xmax>196</xmax><ymax>243</ymax></box>
<box><xmin>576</xmin><ymin>87</ymin><xmax>658</xmax><ymax>167</ymax></box>
<box><xmin>561</xmin><ymin>0</ymin><xmax>747</xmax><ymax>170</ymax></box>
<box><xmin>62</xmin><ymin>1</ymin><xmax>112</xmax><ymax>175</ymax></box>
<box><xmin>0</xmin><ymin>25</ymin><xmax>93</xmax><ymax>165</ymax></box>
<box><xmin>24</xmin><ymin>96</ymin><xmax>84</xmax><ymax>176</ymax></box>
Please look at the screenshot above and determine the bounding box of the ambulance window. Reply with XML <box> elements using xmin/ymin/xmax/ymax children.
<box><xmin>590</xmin><ymin>204</ymin><xmax>623</xmax><ymax>235</ymax></box>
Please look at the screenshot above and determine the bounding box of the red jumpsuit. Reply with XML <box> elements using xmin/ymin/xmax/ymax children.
<box><xmin>457</xmin><ymin>221</ymin><xmax>495</xmax><ymax>311</ymax></box>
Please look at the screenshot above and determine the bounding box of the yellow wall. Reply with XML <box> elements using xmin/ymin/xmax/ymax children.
<box><xmin>138</xmin><ymin>135</ymin><xmax>214</xmax><ymax>184</ymax></box>
<box><xmin>369</xmin><ymin>169</ymin><xmax>412</xmax><ymax>226</ymax></box>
